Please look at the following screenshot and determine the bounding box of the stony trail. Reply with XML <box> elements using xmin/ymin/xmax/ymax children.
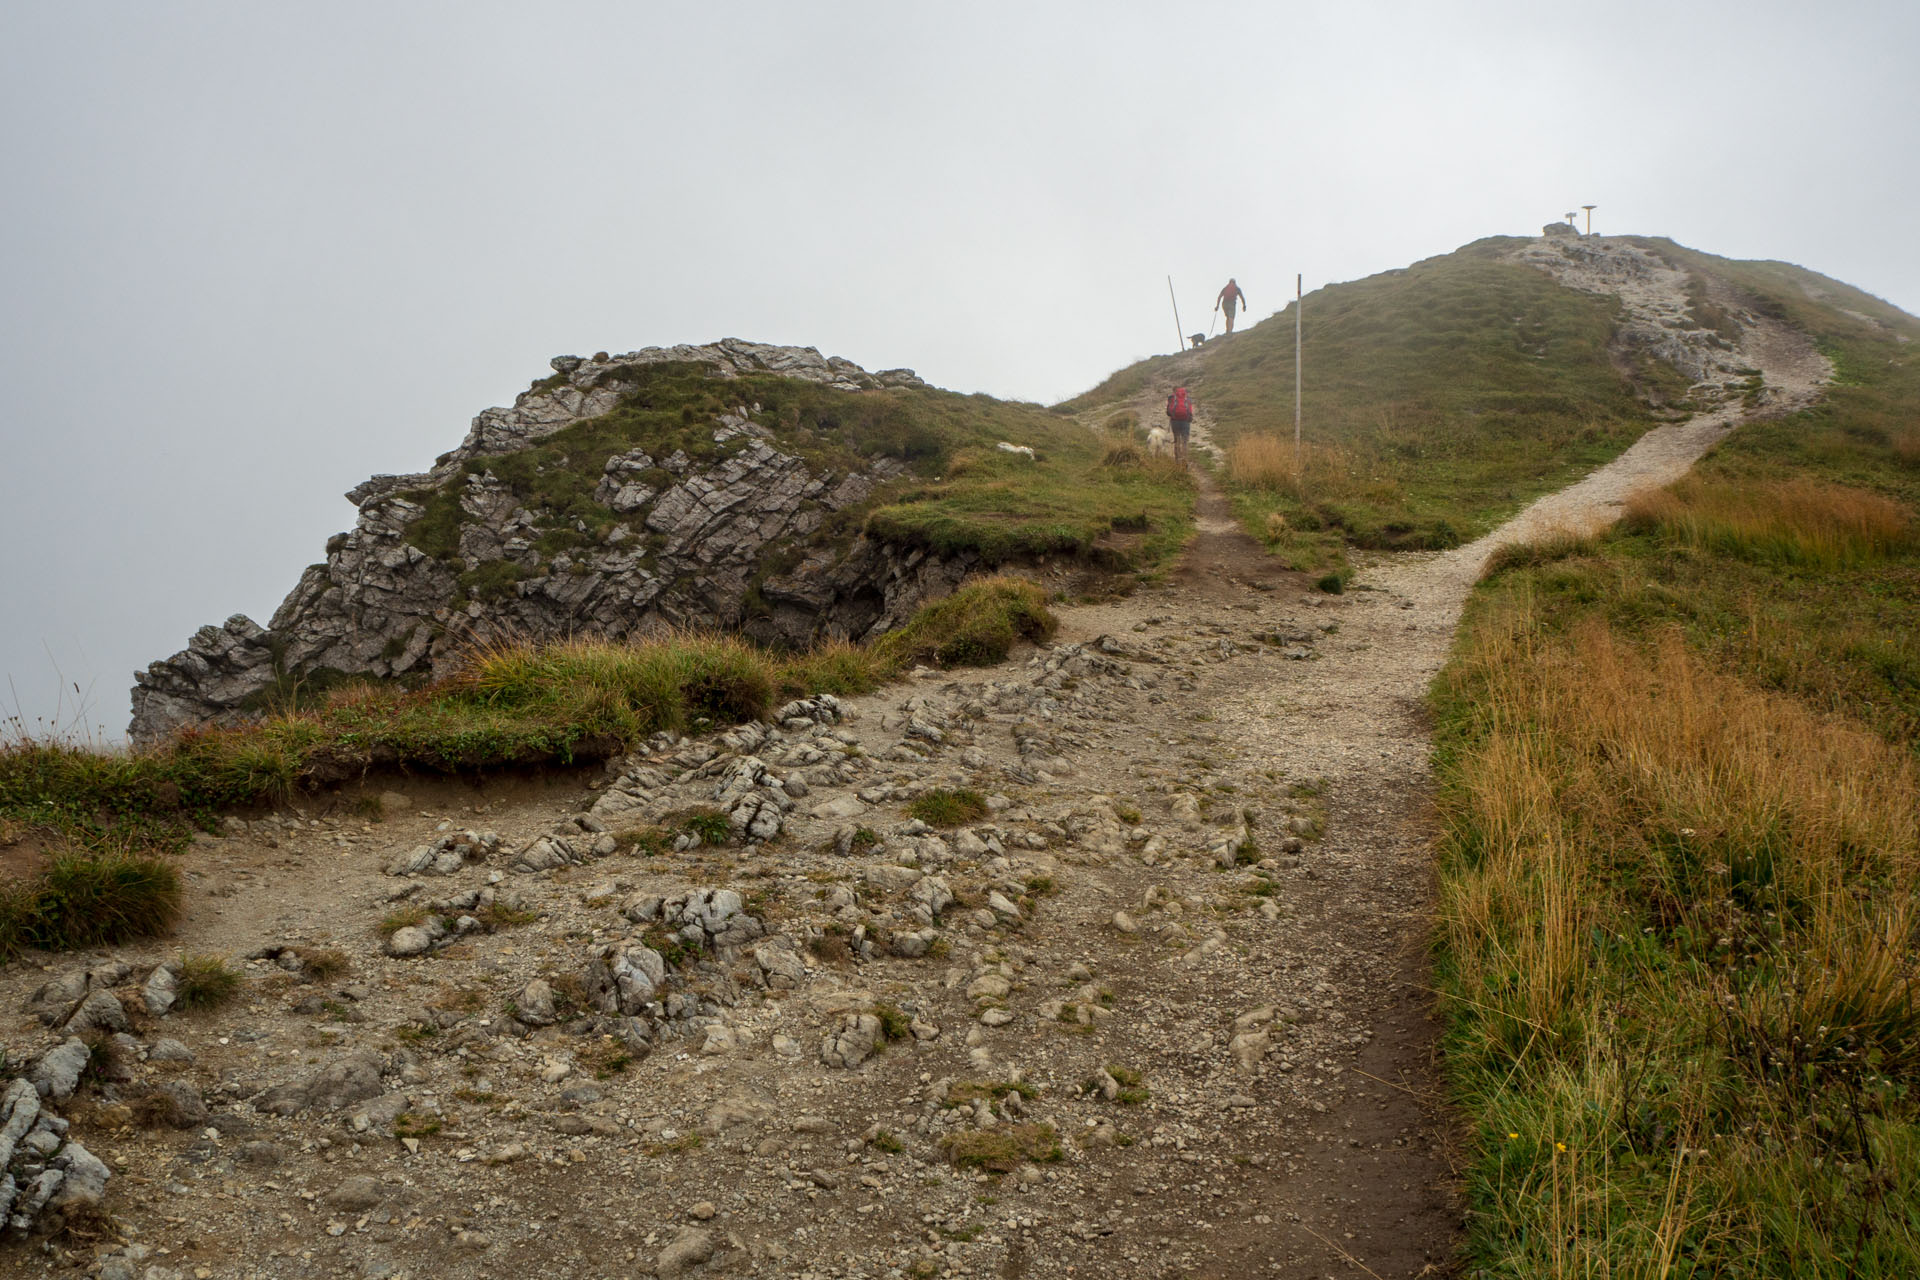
<box><xmin>1</xmin><ymin>238</ymin><xmax>1825</xmax><ymax>1280</ymax></box>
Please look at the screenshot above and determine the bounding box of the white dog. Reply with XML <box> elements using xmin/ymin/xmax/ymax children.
<box><xmin>1145</xmin><ymin>426</ymin><xmax>1173</xmax><ymax>458</ymax></box>
<box><xmin>995</xmin><ymin>441</ymin><xmax>1036</xmax><ymax>460</ymax></box>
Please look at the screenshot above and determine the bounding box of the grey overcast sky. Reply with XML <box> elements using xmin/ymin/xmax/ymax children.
<box><xmin>3</xmin><ymin>0</ymin><xmax>1916</xmax><ymax>739</ymax></box>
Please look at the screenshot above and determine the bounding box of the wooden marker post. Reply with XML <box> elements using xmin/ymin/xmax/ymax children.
<box><xmin>1167</xmin><ymin>276</ymin><xmax>1184</xmax><ymax>352</ymax></box>
<box><xmin>1293</xmin><ymin>273</ymin><xmax>1303</xmax><ymax>485</ymax></box>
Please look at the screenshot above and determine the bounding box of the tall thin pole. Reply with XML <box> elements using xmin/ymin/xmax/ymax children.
<box><xmin>1167</xmin><ymin>276</ymin><xmax>1184</xmax><ymax>352</ymax></box>
<box><xmin>1293</xmin><ymin>273</ymin><xmax>1303</xmax><ymax>483</ymax></box>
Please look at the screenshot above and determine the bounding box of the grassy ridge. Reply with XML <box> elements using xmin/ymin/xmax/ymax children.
<box><xmin>1433</xmin><ymin>264</ymin><xmax>1920</xmax><ymax>1273</ymax></box>
<box><xmin>402</xmin><ymin>362</ymin><xmax>1193</xmax><ymax>596</ymax></box>
<box><xmin>1065</xmin><ymin>239</ymin><xmax>1666</xmax><ymax>560</ymax></box>
<box><xmin>0</xmin><ymin>577</ymin><xmax>1055</xmax><ymax>959</ymax></box>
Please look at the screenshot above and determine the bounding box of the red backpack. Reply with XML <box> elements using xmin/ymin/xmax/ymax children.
<box><xmin>1169</xmin><ymin>387</ymin><xmax>1192</xmax><ymax>419</ymax></box>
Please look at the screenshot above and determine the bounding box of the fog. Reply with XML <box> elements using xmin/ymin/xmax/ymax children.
<box><xmin>3</xmin><ymin>0</ymin><xmax>1915</xmax><ymax>739</ymax></box>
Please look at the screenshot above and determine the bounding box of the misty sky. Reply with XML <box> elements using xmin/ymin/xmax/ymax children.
<box><xmin>3</xmin><ymin>0</ymin><xmax>1916</xmax><ymax>740</ymax></box>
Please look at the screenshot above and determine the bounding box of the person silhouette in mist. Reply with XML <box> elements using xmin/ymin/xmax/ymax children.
<box><xmin>1216</xmin><ymin>279</ymin><xmax>1247</xmax><ymax>335</ymax></box>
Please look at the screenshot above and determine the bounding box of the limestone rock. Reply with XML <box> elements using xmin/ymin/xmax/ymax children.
<box><xmin>128</xmin><ymin>342</ymin><xmax>962</xmax><ymax>745</ymax></box>
<box><xmin>142</xmin><ymin>965</ymin><xmax>179</xmax><ymax>1017</ymax></box>
<box><xmin>821</xmin><ymin>1013</ymin><xmax>882</xmax><ymax>1068</ymax></box>
<box><xmin>62</xmin><ymin>989</ymin><xmax>129</xmax><ymax>1037</ymax></box>
<box><xmin>31</xmin><ymin>1040</ymin><xmax>90</xmax><ymax>1102</ymax></box>
<box><xmin>256</xmin><ymin>1049</ymin><xmax>384</xmax><ymax>1116</ymax></box>
<box><xmin>656</xmin><ymin>1227</ymin><xmax>716</xmax><ymax>1278</ymax></box>
<box><xmin>49</xmin><ymin>1139</ymin><xmax>109</xmax><ymax>1210</ymax></box>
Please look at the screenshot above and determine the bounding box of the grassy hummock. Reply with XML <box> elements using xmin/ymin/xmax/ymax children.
<box><xmin>1431</xmin><ymin>266</ymin><xmax>1920</xmax><ymax>1274</ymax></box>
<box><xmin>0</xmin><ymin>576</ymin><xmax>1056</xmax><ymax>960</ymax></box>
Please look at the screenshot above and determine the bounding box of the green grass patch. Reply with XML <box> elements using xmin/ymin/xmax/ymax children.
<box><xmin>940</xmin><ymin>1123</ymin><xmax>1062</xmax><ymax>1173</ymax></box>
<box><xmin>908</xmin><ymin>788</ymin><xmax>989</xmax><ymax>828</ymax></box>
<box><xmin>872</xmin><ymin>1002</ymin><xmax>912</xmax><ymax>1042</ymax></box>
<box><xmin>870</xmin><ymin>575</ymin><xmax>1057</xmax><ymax>670</ymax></box>
<box><xmin>865</xmin><ymin>448</ymin><xmax>1193</xmax><ymax>569</ymax></box>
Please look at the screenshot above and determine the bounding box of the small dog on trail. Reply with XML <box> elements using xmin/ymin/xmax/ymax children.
<box><xmin>1145</xmin><ymin>426</ymin><xmax>1173</xmax><ymax>458</ymax></box>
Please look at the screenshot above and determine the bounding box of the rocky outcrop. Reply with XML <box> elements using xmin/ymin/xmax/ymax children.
<box><xmin>129</xmin><ymin>340</ymin><xmax>967</xmax><ymax>745</ymax></box>
<box><xmin>1509</xmin><ymin>235</ymin><xmax>1763</xmax><ymax>396</ymax></box>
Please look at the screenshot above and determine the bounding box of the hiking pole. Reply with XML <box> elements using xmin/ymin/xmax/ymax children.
<box><xmin>1207</xmin><ymin>305</ymin><xmax>1219</xmax><ymax>340</ymax></box>
<box><xmin>1167</xmin><ymin>276</ymin><xmax>1184</xmax><ymax>353</ymax></box>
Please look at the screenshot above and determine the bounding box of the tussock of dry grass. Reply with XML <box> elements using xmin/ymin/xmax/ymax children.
<box><xmin>1894</xmin><ymin>426</ymin><xmax>1920</xmax><ymax>467</ymax></box>
<box><xmin>1226</xmin><ymin>434</ymin><xmax>1359</xmax><ymax>494</ymax></box>
<box><xmin>1625</xmin><ymin>476</ymin><xmax>1911</xmax><ymax>570</ymax></box>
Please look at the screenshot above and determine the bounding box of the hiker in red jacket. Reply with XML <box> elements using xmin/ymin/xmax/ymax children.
<box><xmin>1165</xmin><ymin>386</ymin><xmax>1194</xmax><ymax>462</ymax></box>
<box><xmin>1216</xmin><ymin>278</ymin><xmax>1248</xmax><ymax>335</ymax></box>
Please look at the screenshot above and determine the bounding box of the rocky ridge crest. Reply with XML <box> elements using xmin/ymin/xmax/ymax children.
<box><xmin>129</xmin><ymin>340</ymin><xmax>970</xmax><ymax>745</ymax></box>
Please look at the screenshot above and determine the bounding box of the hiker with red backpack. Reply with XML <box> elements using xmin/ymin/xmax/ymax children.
<box><xmin>1215</xmin><ymin>278</ymin><xmax>1248</xmax><ymax>335</ymax></box>
<box><xmin>1165</xmin><ymin>386</ymin><xmax>1194</xmax><ymax>462</ymax></box>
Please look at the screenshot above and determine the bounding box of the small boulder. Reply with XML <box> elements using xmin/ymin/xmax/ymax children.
<box><xmin>656</xmin><ymin>1228</ymin><xmax>716</xmax><ymax>1278</ymax></box>
<box><xmin>31</xmin><ymin>1039</ymin><xmax>92</xmax><ymax>1101</ymax></box>
<box><xmin>385</xmin><ymin>926</ymin><xmax>433</xmax><ymax>957</ymax></box>
<box><xmin>515</xmin><ymin>978</ymin><xmax>558</xmax><ymax>1027</ymax></box>
<box><xmin>50</xmin><ymin>1139</ymin><xmax>111</xmax><ymax>1209</ymax></box>
<box><xmin>147</xmin><ymin>1038</ymin><xmax>195</xmax><ymax>1064</ymax></box>
<box><xmin>24</xmin><ymin>970</ymin><xmax>89</xmax><ymax>1026</ymax></box>
<box><xmin>821</xmin><ymin>1013</ymin><xmax>882</xmax><ymax>1068</ymax></box>
<box><xmin>324</xmin><ymin>1175</ymin><xmax>386</xmax><ymax>1213</ymax></box>
<box><xmin>142</xmin><ymin>965</ymin><xmax>180</xmax><ymax>1017</ymax></box>
<box><xmin>62</xmin><ymin>989</ymin><xmax>130</xmax><ymax>1036</ymax></box>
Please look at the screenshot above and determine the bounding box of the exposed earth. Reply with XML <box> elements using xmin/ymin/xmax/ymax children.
<box><xmin>1</xmin><ymin>236</ymin><xmax>1827</xmax><ymax>1280</ymax></box>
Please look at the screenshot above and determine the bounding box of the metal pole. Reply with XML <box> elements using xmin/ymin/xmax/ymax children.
<box><xmin>1293</xmin><ymin>273</ymin><xmax>1303</xmax><ymax>484</ymax></box>
<box><xmin>1167</xmin><ymin>276</ymin><xmax>1184</xmax><ymax>352</ymax></box>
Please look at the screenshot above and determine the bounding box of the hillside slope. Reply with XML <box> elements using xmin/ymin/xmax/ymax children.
<box><xmin>1067</xmin><ymin>232</ymin><xmax>1899</xmax><ymax>558</ymax></box>
<box><xmin>130</xmin><ymin>342</ymin><xmax>1190</xmax><ymax>744</ymax></box>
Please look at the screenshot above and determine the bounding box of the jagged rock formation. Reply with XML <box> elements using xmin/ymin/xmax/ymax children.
<box><xmin>130</xmin><ymin>340</ymin><xmax>975</xmax><ymax>745</ymax></box>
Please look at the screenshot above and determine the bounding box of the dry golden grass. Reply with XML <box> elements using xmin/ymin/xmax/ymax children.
<box><xmin>1894</xmin><ymin>425</ymin><xmax>1920</xmax><ymax>467</ymax></box>
<box><xmin>1438</xmin><ymin>603</ymin><xmax>1920</xmax><ymax>1273</ymax></box>
<box><xmin>1226</xmin><ymin>433</ymin><xmax>1358</xmax><ymax>492</ymax></box>
<box><xmin>1624</xmin><ymin>476</ymin><xmax>1911</xmax><ymax>570</ymax></box>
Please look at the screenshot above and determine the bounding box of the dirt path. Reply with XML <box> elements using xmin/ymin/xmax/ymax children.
<box><xmin>0</xmin><ymin>239</ymin><xmax>1826</xmax><ymax>1280</ymax></box>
